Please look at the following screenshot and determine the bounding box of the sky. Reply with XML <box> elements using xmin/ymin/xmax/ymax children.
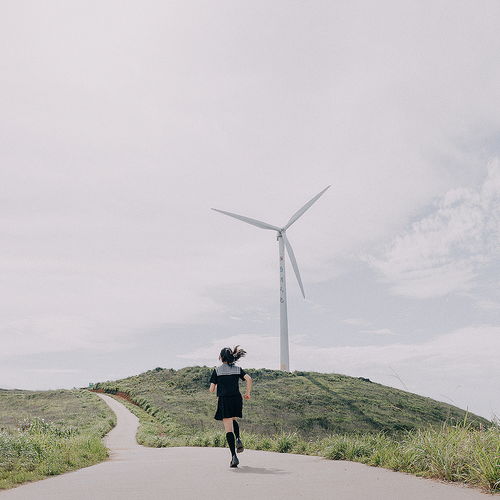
<box><xmin>1</xmin><ymin>1</ymin><xmax>499</xmax><ymax>420</ymax></box>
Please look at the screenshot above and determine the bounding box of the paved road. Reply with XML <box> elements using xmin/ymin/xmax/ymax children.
<box><xmin>0</xmin><ymin>394</ymin><xmax>491</xmax><ymax>500</ymax></box>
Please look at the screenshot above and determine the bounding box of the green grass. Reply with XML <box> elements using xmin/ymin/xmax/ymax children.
<box><xmin>0</xmin><ymin>389</ymin><xmax>116</xmax><ymax>489</ymax></box>
<box><xmin>110</xmin><ymin>393</ymin><xmax>500</xmax><ymax>493</ymax></box>
<box><xmin>94</xmin><ymin>366</ymin><xmax>490</xmax><ymax>436</ymax></box>
<box><xmin>320</xmin><ymin>422</ymin><xmax>500</xmax><ymax>490</ymax></box>
<box><xmin>94</xmin><ymin>366</ymin><xmax>497</xmax><ymax>493</ymax></box>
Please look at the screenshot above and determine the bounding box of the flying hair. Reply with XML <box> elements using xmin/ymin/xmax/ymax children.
<box><xmin>220</xmin><ymin>345</ymin><xmax>246</xmax><ymax>366</ymax></box>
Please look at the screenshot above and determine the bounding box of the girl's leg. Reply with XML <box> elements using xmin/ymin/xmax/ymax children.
<box><xmin>222</xmin><ymin>418</ymin><xmax>234</xmax><ymax>433</ymax></box>
<box><xmin>232</xmin><ymin>418</ymin><xmax>240</xmax><ymax>438</ymax></box>
<box><xmin>222</xmin><ymin>418</ymin><xmax>236</xmax><ymax>458</ymax></box>
<box><xmin>233</xmin><ymin>418</ymin><xmax>244</xmax><ymax>452</ymax></box>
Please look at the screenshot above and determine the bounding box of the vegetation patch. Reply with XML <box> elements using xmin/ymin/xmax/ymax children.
<box><xmin>0</xmin><ymin>389</ymin><xmax>115</xmax><ymax>489</ymax></box>
<box><xmin>96</xmin><ymin>366</ymin><xmax>499</xmax><ymax>493</ymax></box>
<box><xmin>94</xmin><ymin>366</ymin><xmax>490</xmax><ymax>436</ymax></box>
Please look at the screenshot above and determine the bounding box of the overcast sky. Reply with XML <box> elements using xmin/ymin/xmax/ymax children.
<box><xmin>1</xmin><ymin>1</ymin><xmax>499</xmax><ymax>420</ymax></box>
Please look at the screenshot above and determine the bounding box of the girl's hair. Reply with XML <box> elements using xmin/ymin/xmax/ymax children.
<box><xmin>220</xmin><ymin>345</ymin><xmax>246</xmax><ymax>366</ymax></box>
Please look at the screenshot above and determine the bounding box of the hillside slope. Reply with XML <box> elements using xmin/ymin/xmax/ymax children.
<box><xmin>0</xmin><ymin>388</ymin><xmax>113</xmax><ymax>432</ymax></box>
<box><xmin>0</xmin><ymin>389</ymin><xmax>115</xmax><ymax>489</ymax></box>
<box><xmin>94</xmin><ymin>366</ymin><xmax>490</xmax><ymax>437</ymax></box>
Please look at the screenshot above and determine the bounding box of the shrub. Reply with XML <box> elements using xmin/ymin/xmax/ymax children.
<box><xmin>274</xmin><ymin>432</ymin><xmax>298</xmax><ymax>453</ymax></box>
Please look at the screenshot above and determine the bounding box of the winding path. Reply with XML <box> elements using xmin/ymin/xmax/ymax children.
<box><xmin>0</xmin><ymin>394</ymin><xmax>490</xmax><ymax>499</ymax></box>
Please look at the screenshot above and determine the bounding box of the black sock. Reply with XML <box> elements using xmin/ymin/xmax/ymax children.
<box><xmin>233</xmin><ymin>420</ymin><xmax>240</xmax><ymax>439</ymax></box>
<box><xmin>226</xmin><ymin>432</ymin><xmax>236</xmax><ymax>456</ymax></box>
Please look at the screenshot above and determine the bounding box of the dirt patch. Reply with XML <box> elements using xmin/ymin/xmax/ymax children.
<box><xmin>90</xmin><ymin>389</ymin><xmax>139</xmax><ymax>407</ymax></box>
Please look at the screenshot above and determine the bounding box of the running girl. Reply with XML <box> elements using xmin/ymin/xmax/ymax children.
<box><xmin>209</xmin><ymin>346</ymin><xmax>252</xmax><ymax>468</ymax></box>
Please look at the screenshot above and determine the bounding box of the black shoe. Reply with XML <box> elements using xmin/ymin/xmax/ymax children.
<box><xmin>230</xmin><ymin>455</ymin><xmax>239</xmax><ymax>468</ymax></box>
<box><xmin>236</xmin><ymin>438</ymin><xmax>244</xmax><ymax>453</ymax></box>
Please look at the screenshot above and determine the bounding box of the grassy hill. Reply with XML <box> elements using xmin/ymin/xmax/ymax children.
<box><xmin>93</xmin><ymin>366</ymin><xmax>490</xmax><ymax>437</ymax></box>
<box><xmin>0</xmin><ymin>388</ymin><xmax>113</xmax><ymax>433</ymax></box>
<box><xmin>0</xmin><ymin>370</ymin><xmax>496</xmax><ymax>492</ymax></box>
<box><xmin>0</xmin><ymin>389</ymin><xmax>115</xmax><ymax>489</ymax></box>
<box><xmin>93</xmin><ymin>367</ymin><xmax>499</xmax><ymax>492</ymax></box>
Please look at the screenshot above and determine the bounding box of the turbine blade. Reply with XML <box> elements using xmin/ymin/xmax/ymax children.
<box><xmin>284</xmin><ymin>185</ymin><xmax>331</xmax><ymax>230</ymax></box>
<box><xmin>211</xmin><ymin>208</ymin><xmax>280</xmax><ymax>231</ymax></box>
<box><xmin>283</xmin><ymin>233</ymin><xmax>305</xmax><ymax>298</ymax></box>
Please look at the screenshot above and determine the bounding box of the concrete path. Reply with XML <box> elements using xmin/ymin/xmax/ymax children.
<box><xmin>0</xmin><ymin>394</ymin><xmax>492</xmax><ymax>500</ymax></box>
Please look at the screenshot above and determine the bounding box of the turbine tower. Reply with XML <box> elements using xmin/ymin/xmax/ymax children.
<box><xmin>212</xmin><ymin>186</ymin><xmax>330</xmax><ymax>371</ymax></box>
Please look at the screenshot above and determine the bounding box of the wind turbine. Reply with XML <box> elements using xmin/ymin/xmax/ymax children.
<box><xmin>212</xmin><ymin>186</ymin><xmax>330</xmax><ymax>371</ymax></box>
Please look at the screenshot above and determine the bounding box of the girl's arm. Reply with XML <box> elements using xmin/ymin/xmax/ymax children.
<box><xmin>209</xmin><ymin>383</ymin><xmax>217</xmax><ymax>393</ymax></box>
<box><xmin>243</xmin><ymin>374</ymin><xmax>252</xmax><ymax>399</ymax></box>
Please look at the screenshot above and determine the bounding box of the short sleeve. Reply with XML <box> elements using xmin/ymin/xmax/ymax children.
<box><xmin>239</xmin><ymin>368</ymin><xmax>246</xmax><ymax>380</ymax></box>
<box><xmin>209</xmin><ymin>369</ymin><xmax>217</xmax><ymax>385</ymax></box>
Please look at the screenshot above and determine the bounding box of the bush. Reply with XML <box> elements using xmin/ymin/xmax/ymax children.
<box><xmin>274</xmin><ymin>432</ymin><xmax>298</xmax><ymax>453</ymax></box>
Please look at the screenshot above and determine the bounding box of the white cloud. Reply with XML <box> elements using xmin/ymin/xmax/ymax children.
<box><xmin>342</xmin><ymin>318</ymin><xmax>371</xmax><ymax>327</ymax></box>
<box><xmin>342</xmin><ymin>319</ymin><xmax>395</xmax><ymax>336</ymax></box>
<box><xmin>0</xmin><ymin>316</ymin><xmax>134</xmax><ymax>359</ymax></box>
<box><xmin>474</xmin><ymin>299</ymin><xmax>500</xmax><ymax>312</ymax></box>
<box><xmin>367</xmin><ymin>161</ymin><xmax>500</xmax><ymax>299</ymax></box>
<box><xmin>178</xmin><ymin>325</ymin><xmax>500</xmax><ymax>420</ymax></box>
<box><xmin>359</xmin><ymin>328</ymin><xmax>396</xmax><ymax>336</ymax></box>
<box><xmin>25</xmin><ymin>368</ymin><xmax>81</xmax><ymax>374</ymax></box>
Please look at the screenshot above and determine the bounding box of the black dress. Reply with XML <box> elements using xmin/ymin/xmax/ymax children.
<box><xmin>210</xmin><ymin>364</ymin><xmax>247</xmax><ymax>420</ymax></box>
